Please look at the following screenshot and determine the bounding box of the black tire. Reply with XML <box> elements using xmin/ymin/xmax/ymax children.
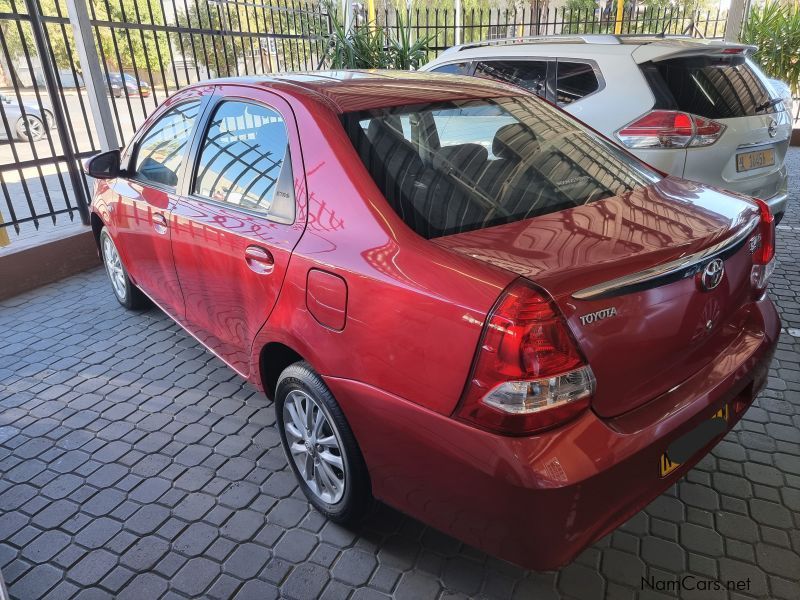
<box><xmin>99</xmin><ymin>227</ymin><xmax>149</xmax><ymax>310</ymax></box>
<box><xmin>276</xmin><ymin>362</ymin><xmax>371</xmax><ymax>524</ymax></box>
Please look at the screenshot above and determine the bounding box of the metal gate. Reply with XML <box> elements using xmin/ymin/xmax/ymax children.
<box><xmin>0</xmin><ymin>0</ymin><xmax>330</xmax><ymax>248</ymax></box>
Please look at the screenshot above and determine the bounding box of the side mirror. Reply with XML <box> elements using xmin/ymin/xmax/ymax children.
<box><xmin>83</xmin><ymin>149</ymin><xmax>121</xmax><ymax>179</ymax></box>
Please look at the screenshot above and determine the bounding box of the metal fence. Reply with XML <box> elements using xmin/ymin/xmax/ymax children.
<box><xmin>382</xmin><ymin>6</ymin><xmax>730</xmax><ymax>56</ymax></box>
<box><xmin>0</xmin><ymin>0</ymin><xmax>329</xmax><ymax>246</ymax></box>
<box><xmin>0</xmin><ymin>1</ymin><xmax>793</xmax><ymax>248</ymax></box>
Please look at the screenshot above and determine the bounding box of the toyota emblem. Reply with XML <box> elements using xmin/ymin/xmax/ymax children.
<box><xmin>698</xmin><ymin>258</ymin><xmax>724</xmax><ymax>292</ymax></box>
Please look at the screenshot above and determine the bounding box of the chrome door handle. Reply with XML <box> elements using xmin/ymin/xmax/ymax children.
<box><xmin>153</xmin><ymin>213</ymin><xmax>168</xmax><ymax>235</ymax></box>
<box><xmin>244</xmin><ymin>245</ymin><xmax>275</xmax><ymax>274</ymax></box>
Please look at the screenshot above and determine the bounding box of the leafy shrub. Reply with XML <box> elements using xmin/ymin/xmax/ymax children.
<box><xmin>323</xmin><ymin>3</ymin><xmax>432</xmax><ymax>70</ymax></box>
<box><xmin>742</xmin><ymin>1</ymin><xmax>800</xmax><ymax>96</ymax></box>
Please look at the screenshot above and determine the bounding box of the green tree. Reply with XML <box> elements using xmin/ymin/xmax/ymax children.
<box><xmin>0</xmin><ymin>0</ymin><xmax>171</xmax><ymax>85</ymax></box>
<box><xmin>0</xmin><ymin>0</ymin><xmax>79</xmax><ymax>84</ymax></box>
<box><xmin>94</xmin><ymin>0</ymin><xmax>171</xmax><ymax>74</ymax></box>
<box><xmin>562</xmin><ymin>0</ymin><xmax>600</xmax><ymax>34</ymax></box>
<box><xmin>174</xmin><ymin>0</ymin><xmax>239</xmax><ymax>77</ymax></box>
<box><xmin>742</xmin><ymin>1</ymin><xmax>800</xmax><ymax>96</ymax></box>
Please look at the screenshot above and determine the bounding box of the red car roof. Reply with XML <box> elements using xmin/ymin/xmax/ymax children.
<box><xmin>197</xmin><ymin>70</ymin><xmax>519</xmax><ymax>113</ymax></box>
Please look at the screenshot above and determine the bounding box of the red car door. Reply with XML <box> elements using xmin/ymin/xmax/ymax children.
<box><xmin>170</xmin><ymin>86</ymin><xmax>306</xmax><ymax>376</ymax></box>
<box><xmin>113</xmin><ymin>95</ymin><xmax>206</xmax><ymax>314</ymax></box>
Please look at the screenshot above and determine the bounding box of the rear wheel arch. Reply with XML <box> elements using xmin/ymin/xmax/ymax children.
<box><xmin>259</xmin><ymin>341</ymin><xmax>306</xmax><ymax>400</ymax></box>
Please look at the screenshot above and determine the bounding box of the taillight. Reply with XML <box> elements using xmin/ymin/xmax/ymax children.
<box><xmin>750</xmin><ymin>198</ymin><xmax>776</xmax><ymax>298</ymax></box>
<box><xmin>616</xmin><ymin>110</ymin><xmax>725</xmax><ymax>149</ymax></box>
<box><xmin>456</xmin><ymin>280</ymin><xmax>595</xmax><ymax>436</ymax></box>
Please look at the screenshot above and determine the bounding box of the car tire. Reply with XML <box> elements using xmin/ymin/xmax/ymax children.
<box><xmin>99</xmin><ymin>227</ymin><xmax>149</xmax><ymax>310</ymax></box>
<box><xmin>42</xmin><ymin>110</ymin><xmax>54</xmax><ymax>130</ymax></box>
<box><xmin>16</xmin><ymin>115</ymin><xmax>45</xmax><ymax>141</ymax></box>
<box><xmin>276</xmin><ymin>361</ymin><xmax>371</xmax><ymax>524</ymax></box>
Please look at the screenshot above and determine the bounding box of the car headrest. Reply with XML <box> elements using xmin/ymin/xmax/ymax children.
<box><xmin>366</xmin><ymin>115</ymin><xmax>405</xmax><ymax>143</ymax></box>
<box><xmin>492</xmin><ymin>123</ymin><xmax>538</xmax><ymax>160</ymax></box>
<box><xmin>431</xmin><ymin>143</ymin><xmax>489</xmax><ymax>173</ymax></box>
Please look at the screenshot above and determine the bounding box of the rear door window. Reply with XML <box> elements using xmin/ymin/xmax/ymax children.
<box><xmin>344</xmin><ymin>96</ymin><xmax>659</xmax><ymax>239</ymax></box>
<box><xmin>193</xmin><ymin>100</ymin><xmax>294</xmax><ymax>220</ymax></box>
<box><xmin>430</xmin><ymin>62</ymin><xmax>472</xmax><ymax>75</ymax></box>
<box><xmin>556</xmin><ymin>60</ymin><xmax>600</xmax><ymax>105</ymax></box>
<box><xmin>474</xmin><ymin>60</ymin><xmax>550</xmax><ymax>99</ymax></box>
<box><xmin>654</xmin><ymin>56</ymin><xmax>778</xmax><ymax>118</ymax></box>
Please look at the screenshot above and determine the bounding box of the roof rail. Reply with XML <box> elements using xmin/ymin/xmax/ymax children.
<box><xmin>443</xmin><ymin>32</ymin><xmax>716</xmax><ymax>55</ymax></box>
<box><xmin>450</xmin><ymin>33</ymin><xmax>620</xmax><ymax>53</ymax></box>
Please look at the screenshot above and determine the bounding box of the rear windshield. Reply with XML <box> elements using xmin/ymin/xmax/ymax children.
<box><xmin>652</xmin><ymin>56</ymin><xmax>778</xmax><ymax>119</ymax></box>
<box><xmin>344</xmin><ymin>96</ymin><xmax>658</xmax><ymax>239</ymax></box>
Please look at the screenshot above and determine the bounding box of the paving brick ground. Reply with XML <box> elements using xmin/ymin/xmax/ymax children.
<box><xmin>1</xmin><ymin>150</ymin><xmax>799</xmax><ymax>599</ymax></box>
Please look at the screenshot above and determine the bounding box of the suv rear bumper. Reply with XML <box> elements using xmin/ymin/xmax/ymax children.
<box><xmin>764</xmin><ymin>190</ymin><xmax>789</xmax><ymax>222</ymax></box>
<box><xmin>326</xmin><ymin>297</ymin><xmax>780</xmax><ymax>570</ymax></box>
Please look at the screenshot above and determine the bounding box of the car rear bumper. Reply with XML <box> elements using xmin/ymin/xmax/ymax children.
<box><xmin>326</xmin><ymin>297</ymin><xmax>780</xmax><ymax>570</ymax></box>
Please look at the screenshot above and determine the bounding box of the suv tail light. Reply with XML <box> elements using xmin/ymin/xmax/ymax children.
<box><xmin>456</xmin><ymin>280</ymin><xmax>595</xmax><ymax>436</ymax></box>
<box><xmin>750</xmin><ymin>198</ymin><xmax>776</xmax><ymax>298</ymax></box>
<box><xmin>616</xmin><ymin>110</ymin><xmax>726</xmax><ymax>149</ymax></box>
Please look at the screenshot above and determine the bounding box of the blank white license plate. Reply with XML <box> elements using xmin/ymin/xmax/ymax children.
<box><xmin>736</xmin><ymin>148</ymin><xmax>775</xmax><ymax>172</ymax></box>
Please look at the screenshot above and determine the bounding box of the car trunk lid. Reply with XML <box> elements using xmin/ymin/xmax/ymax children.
<box><xmin>434</xmin><ymin>178</ymin><xmax>761</xmax><ymax>418</ymax></box>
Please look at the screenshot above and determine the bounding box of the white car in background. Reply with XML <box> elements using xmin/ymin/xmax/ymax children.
<box><xmin>423</xmin><ymin>35</ymin><xmax>792</xmax><ymax>221</ymax></box>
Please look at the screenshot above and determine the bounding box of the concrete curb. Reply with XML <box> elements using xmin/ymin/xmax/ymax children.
<box><xmin>0</xmin><ymin>228</ymin><xmax>100</xmax><ymax>301</ymax></box>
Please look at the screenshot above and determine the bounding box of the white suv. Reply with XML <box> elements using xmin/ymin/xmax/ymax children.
<box><xmin>423</xmin><ymin>35</ymin><xmax>791</xmax><ymax>220</ymax></box>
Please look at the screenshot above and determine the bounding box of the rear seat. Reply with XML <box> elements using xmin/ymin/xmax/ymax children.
<box><xmin>362</xmin><ymin>120</ymin><xmax>491</xmax><ymax>238</ymax></box>
<box><xmin>358</xmin><ymin>118</ymin><xmax>565</xmax><ymax>238</ymax></box>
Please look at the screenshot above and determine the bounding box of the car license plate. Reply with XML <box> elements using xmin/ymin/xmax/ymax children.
<box><xmin>659</xmin><ymin>405</ymin><xmax>729</xmax><ymax>477</ymax></box>
<box><xmin>736</xmin><ymin>148</ymin><xmax>775</xmax><ymax>172</ymax></box>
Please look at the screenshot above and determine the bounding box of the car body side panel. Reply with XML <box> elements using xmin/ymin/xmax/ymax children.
<box><xmin>248</xmin><ymin>94</ymin><xmax>513</xmax><ymax>415</ymax></box>
<box><xmin>94</xmin><ymin>88</ymin><xmax>212</xmax><ymax>318</ymax></box>
<box><xmin>170</xmin><ymin>85</ymin><xmax>309</xmax><ymax>377</ymax></box>
<box><xmin>109</xmin><ymin>179</ymin><xmax>183</xmax><ymax>313</ymax></box>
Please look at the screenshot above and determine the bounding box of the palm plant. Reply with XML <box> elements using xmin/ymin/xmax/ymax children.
<box><xmin>322</xmin><ymin>2</ymin><xmax>433</xmax><ymax>70</ymax></box>
<box><xmin>388</xmin><ymin>11</ymin><xmax>430</xmax><ymax>70</ymax></box>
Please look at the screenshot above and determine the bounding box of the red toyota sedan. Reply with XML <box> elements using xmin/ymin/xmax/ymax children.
<box><xmin>84</xmin><ymin>71</ymin><xmax>779</xmax><ymax>570</ymax></box>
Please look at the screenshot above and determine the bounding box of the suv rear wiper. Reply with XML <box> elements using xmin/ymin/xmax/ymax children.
<box><xmin>755</xmin><ymin>98</ymin><xmax>783</xmax><ymax>113</ymax></box>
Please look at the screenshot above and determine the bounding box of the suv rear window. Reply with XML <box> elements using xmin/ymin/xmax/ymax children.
<box><xmin>651</xmin><ymin>56</ymin><xmax>778</xmax><ymax>119</ymax></box>
<box><xmin>344</xmin><ymin>96</ymin><xmax>659</xmax><ymax>239</ymax></box>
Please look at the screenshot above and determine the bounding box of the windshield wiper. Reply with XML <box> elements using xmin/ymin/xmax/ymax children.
<box><xmin>755</xmin><ymin>98</ymin><xmax>783</xmax><ymax>113</ymax></box>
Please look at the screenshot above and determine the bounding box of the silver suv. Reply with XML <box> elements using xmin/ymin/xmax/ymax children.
<box><xmin>423</xmin><ymin>35</ymin><xmax>791</xmax><ymax>220</ymax></box>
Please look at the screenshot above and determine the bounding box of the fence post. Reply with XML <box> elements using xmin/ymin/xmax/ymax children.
<box><xmin>725</xmin><ymin>0</ymin><xmax>747</xmax><ymax>42</ymax></box>
<box><xmin>343</xmin><ymin>0</ymin><xmax>353</xmax><ymax>29</ymax></box>
<box><xmin>65</xmin><ymin>0</ymin><xmax>119</xmax><ymax>152</ymax></box>
<box><xmin>23</xmin><ymin>0</ymin><xmax>91</xmax><ymax>226</ymax></box>
<box><xmin>455</xmin><ymin>0</ymin><xmax>462</xmax><ymax>45</ymax></box>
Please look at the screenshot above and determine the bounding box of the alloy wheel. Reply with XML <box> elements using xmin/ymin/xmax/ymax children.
<box><xmin>282</xmin><ymin>389</ymin><xmax>347</xmax><ymax>504</ymax></box>
<box><xmin>20</xmin><ymin>116</ymin><xmax>44</xmax><ymax>141</ymax></box>
<box><xmin>102</xmin><ymin>234</ymin><xmax>127</xmax><ymax>302</ymax></box>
